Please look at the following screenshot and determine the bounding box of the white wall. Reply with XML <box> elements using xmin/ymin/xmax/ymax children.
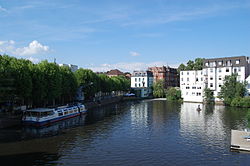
<box><xmin>180</xmin><ymin>70</ymin><xmax>204</xmax><ymax>102</ymax></box>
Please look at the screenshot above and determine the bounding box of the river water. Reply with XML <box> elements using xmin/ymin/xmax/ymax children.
<box><xmin>0</xmin><ymin>99</ymin><xmax>250</xmax><ymax>166</ymax></box>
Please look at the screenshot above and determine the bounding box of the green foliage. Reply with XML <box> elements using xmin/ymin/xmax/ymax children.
<box><xmin>0</xmin><ymin>55</ymin><xmax>130</xmax><ymax>107</ymax></box>
<box><xmin>75</xmin><ymin>68</ymin><xmax>99</xmax><ymax>99</ymax></box>
<box><xmin>153</xmin><ymin>80</ymin><xmax>166</xmax><ymax>98</ymax></box>
<box><xmin>166</xmin><ymin>87</ymin><xmax>182</xmax><ymax>101</ymax></box>
<box><xmin>204</xmin><ymin>87</ymin><xmax>214</xmax><ymax>103</ymax></box>
<box><xmin>75</xmin><ymin>69</ymin><xmax>130</xmax><ymax>100</ymax></box>
<box><xmin>219</xmin><ymin>74</ymin><xmax>247</xmax><ymax>105</ymax></box>
<box><xmin>230</xmin><ymin>97</ymin><xmax>250</xmax><ymax>107</ymax></box>
<box><xmin>177</xmin><ymin>63</ymin><xmax>186</xmax><ymax>73</ymax></box>
<box><xmin>178</xmin><ymin>58</ymin><xmax>204</xmax><ymax>72</ymax></box>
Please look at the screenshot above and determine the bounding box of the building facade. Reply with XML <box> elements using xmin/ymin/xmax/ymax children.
<box><xmin>131</xmin><ymin>71</ymin><xmax>153</xmax><ymax>97</ymax></box>
<box><xmin>180</xmin><ymin>56</ymin><xmax>250</xmax><ymax>102</ymax></box>
<box><xmin>180</xmin><ymin>70</ymin><xmax>204</xmax><ymax>102</ymax></box>
<box><xmin>148</xmin><ymin>66</ymin><xmax>179</xmax><ymax>88</ymax></box>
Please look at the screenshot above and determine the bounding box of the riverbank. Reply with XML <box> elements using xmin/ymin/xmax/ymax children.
<box><xmin>0</xmin><ymin>96</ymin><xmax>145</xmax><ymax>129</ymax></box>
<box><xmin>84</xmin><ymin>96</ymin><xmax>145</xmax><ymax>110</ymax></box>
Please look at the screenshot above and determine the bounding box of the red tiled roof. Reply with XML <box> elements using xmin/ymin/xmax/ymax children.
<box><xmin>107</xmin><ymin>69</ymin><xmax>124</xmax><ymax>75</ymax></box>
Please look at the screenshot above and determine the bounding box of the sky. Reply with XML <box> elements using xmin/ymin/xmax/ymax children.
<box><xmin>0</xmin><ymin>0</ymin><xmax>250</xmax><ymax>72</ymax></box>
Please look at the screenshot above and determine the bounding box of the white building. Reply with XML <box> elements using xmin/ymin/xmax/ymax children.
<box><xmin>180</xmin><ymin>56</ymin><xmax>250</xmax><ymax>103</ymax></box>
<box><xmin>131</xmin><ymin>71</ymin><xmax>153</xmax><ymax>97</ymax></box>
<box><xmin>59</xmin><ymin>64</ymin><xmax>78</xmax><ymax>72</ymax></box>
<box><xmin>180</xmin><ymin>70</ymin><xmax>204</xmax><ymax>102</ymax></box>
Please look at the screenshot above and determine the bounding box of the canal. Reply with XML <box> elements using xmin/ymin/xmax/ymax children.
<box><xmin>0</xmin><ymin>99</ymin><xmax>250</xmax><ymax>165</ymax></box>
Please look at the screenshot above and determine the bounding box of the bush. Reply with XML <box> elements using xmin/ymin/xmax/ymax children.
<box><xmin>230</xmin><ymin>97</ymin><xmax>250</xmax><ymax>108</ymax></box>
<box><xmin>166</xmin><ymin>87</ymin><xmax>182</xmax><ymax>101</ymax></box>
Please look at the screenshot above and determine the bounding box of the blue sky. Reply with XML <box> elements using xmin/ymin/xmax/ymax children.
<box><xmin>0</xmin><ymin>0</ymin><xmax>250</xmax><ymax>72</ymax></box>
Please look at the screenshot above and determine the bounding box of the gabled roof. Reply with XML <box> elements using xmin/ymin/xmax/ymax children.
<box><xmin>107</xmin><ymin>69</ymin><xmax>124</xmax><ymax>75</ymax></box>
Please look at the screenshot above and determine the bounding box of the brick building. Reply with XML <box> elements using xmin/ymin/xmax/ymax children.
<box><xmin>148</xmin><ymin>66</ymin><xmax>179</xmax><ymax>88</ymax></box>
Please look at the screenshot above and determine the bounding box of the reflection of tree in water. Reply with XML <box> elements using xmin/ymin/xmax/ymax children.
<box><xmin>221</xmin><ymin>106</ymin><xmax>250</xmax><ymax>130</ymax></box>
<box><xmin>204</xmin><ymin>104</ymin><xmax>215</xmax><ymax>115</ymax></box>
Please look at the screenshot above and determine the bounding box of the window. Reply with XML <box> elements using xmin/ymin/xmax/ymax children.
<box><xmin>218</xmin><ymin>61</ymin><xmax>222</xmax><ymax>65</ymax></box>
<box><xmin>186</xmin><ymin>86</ymin><xmax>190</xmax><ymax>89</ymax></box>
<box><xmin>187</xmin><ymin>72</ymin><xmax>189</xmax><ymax>75</ymax></box>
<box><xmin>196</xmin><ymin>78</ymin><xmax>198</xmax><ymax>81</ymax></box>
<box><xmin>219</xmin><ymin>77</ymin><xmax>222</xmax><ymax>80</ymax></box>
<box><xmin>238</xmin><ymin>67</ymin><xmax>241</xmax><ymax>72</ymax></box>
<box><xmin>210</xmin><ymin>77</ymin><xmax>213</xmax><ymax>80</ymax></box>
<box><xmin>201</xmin><ymin>78</ymin><xmax>203</xmax><ymax>81</ymax></box>
<box><xmin>218</xmin><ymin>68</ymin><xmax>222</xmax><ymax>73</ymax></box>
<box><xmin>181</xmin><ymin>78</ymin><xmax>183</xmax><ymax>81</ymax></box>
<box><xmin>236</xmin><ymin>60</ymin><xmax>240</xmax><ymax>64</ymax></box>
<box><xmin>234</xmin><ymin>68</ymin><xmax>237</xmax><ymax>73</ymax></box>
<box><xmin>210</xmin><ymin>83</ymin><xmax>213</xmax><ymax>88</ymax></box>
<box><xmin>226</xmin><ymin>68</ymin><xmax>229</xmax><ymax>72</ymax></box>
<box><xmin>135</xmin><ymin>83</ymin><xmax>137</xmax><ymax>87</ymax></box>
<box><xmin>197</xmin><ymin>93</ymin><xmax>201</xmax><ymax>96</ymax></box>
<box><xmin>135</xmin><ymin>78</ymin><xmax>137</xmax><ymax>82</ymax></box>
<box><xmin>187</xmin><ymin>78</ymin><xmax>189</xmax><ymax>81</ymax></box>
<box><xmin>186</xmin><ymin>92</ymin><xmax>188</xmax><ymax>95</ymax></box>
<box><xmin>139</xmin><ymin>78</ymin><xmax>141</xmax><ymax>82</ymax></box>
<box><xmin>181</xmin><ymin>72</ymin><xmax>183</xmax><ymax>75</ymax></box>
<box><xmin>139</xmin><ymin>83</ymin><xmax>141</xmax><ymax>87</ymax></box>
<box><xmin>192</xmin><ymin>87</ymin><xmax>196</xmax><ymax>89</ymax></box>
<box><xmin>219</xmin><ymin>84</ymin><xmax>222</xmax><ymax>87</ymax></box>
<box><xmin>210</xmin><ymin>68</ymin><xmax>213</xmax><ymax>73</ymax></box>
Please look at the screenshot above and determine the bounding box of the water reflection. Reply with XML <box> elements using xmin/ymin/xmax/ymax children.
<box><xmin>1</xmin><ymin>101</ymin><xmax>250</xmax><ymax>165</ymax></box>
<box><xmin>131</xmin><ymin>101</ymin><xmax>150</xmax><ymax>128</ymax></box>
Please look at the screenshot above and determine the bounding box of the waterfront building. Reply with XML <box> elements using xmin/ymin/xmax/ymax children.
<box><xmin>148</xmin><ymin>66</ymin><xmax>179</xmax><ymax>88</ymax></box>
<box><xmin>180</xmin><ymin>56</ymin><xmax>250</xmax><ymax>102</ymax></box>
<box><xmin>180</xmin><ymin>70</ymin><xmax>204</xmax><ymax>102</ymax></box>
<box><xmin>131</xmin><ymin>71</ymin><xmax>153</xmax><ymax>97</ymax></box>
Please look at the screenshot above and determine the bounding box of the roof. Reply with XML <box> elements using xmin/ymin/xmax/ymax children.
<box><xmin>107</xmin><ymin>69</ymin><xmax>124</xmax><ymax>75</ymax></box>
<box><xmin>26</xmin><ymin>108</ymin><xmax>54</xmax><ymax>112</ymax></box>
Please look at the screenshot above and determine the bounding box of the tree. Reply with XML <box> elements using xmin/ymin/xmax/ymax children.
<box><xmin>193</xmin><ymin>58</ymin><xmax>203</xmax><ymax>70</ymax></box>
<box><xmin>152</xmin><ymin>80</ymin><xmax>166</xmax><ymax>98</ymax></box>
<box><xmin>177</xmin><ymin>63</ymin><xmax>186</xmax><ymax>73</ymax></box>
<box><xmin>166</xmin><ymin>87</ymin><xmax>182</xmax><ymax>101</ymax></box>
<box><xmin>74</xmin><ymin>69</ymin><xmax>99</xmax><ymax>100</ymax></box>
<box><xmin>59</xmin><ymin>66</ymin><xmax>78</xmax><ymax>104</ymax></box>
<box><xmin>186</xmin><ymin>60</ymin><xmax>194</xmax><ymax>70</ymax></box>
<box><xmin>218</xmin><ymin>74</ymin><xmax>246</xmax><ymax>105</ymax></box>
<box><xmin>38</xmin><ymin>60</ymin><xmax>62</xmax><ymax>106</ymax></box>
<box><xmin>204</xmin><ymin>87</ymin><xmax>214</xmax><ymax>103</ymax></box>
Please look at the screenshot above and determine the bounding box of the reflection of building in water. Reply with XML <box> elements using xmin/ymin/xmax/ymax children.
<box><xmin>130</xmin><ymin>101</ymin><xmax>149</xmax><ymax>127</ymax></box>
<box><xmin>179</xmin><ymin>102</ymin><xmax>227</xmax><ymax>144</ymax></box>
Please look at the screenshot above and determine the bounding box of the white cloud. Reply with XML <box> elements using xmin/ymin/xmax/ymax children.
<box><xmin>85</xmin><ymin>61</ymin><xmax>179</xmax><ymax>72</ymax></box>
<box><xmin>0</xmin><ymin>6</ymin><xmax>7</xmax><ymax>12</ymax></box>
<box><xmin>0</xmin><ymin>40</ymin><xmax>50</xmax><ymax>56</ymax></box>
<box><xmin>130</xmin><ymin>51</ymin><xmax>140</xmax><ymax>57</ymax></box>
<box><xmin>15</xmin><ymin>40</ymin><xmax>49</xmax><ymax>56</ymax></box>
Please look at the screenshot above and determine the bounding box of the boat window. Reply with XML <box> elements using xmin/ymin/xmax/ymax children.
<box><xmin>64</xmin><ymin>111</ymin><xmax>68</xmax><ymax>115</ymax></box>
<box><xmin>58</xmin><ymin>112</ymin><xmax>63</xmax><ymax>116</ymax></box>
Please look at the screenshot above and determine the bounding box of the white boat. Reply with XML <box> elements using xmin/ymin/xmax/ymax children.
<box><xmin>22</xmin><ymin>104</ymin><xmax>87</xmax><ymax>126</ymax></box>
